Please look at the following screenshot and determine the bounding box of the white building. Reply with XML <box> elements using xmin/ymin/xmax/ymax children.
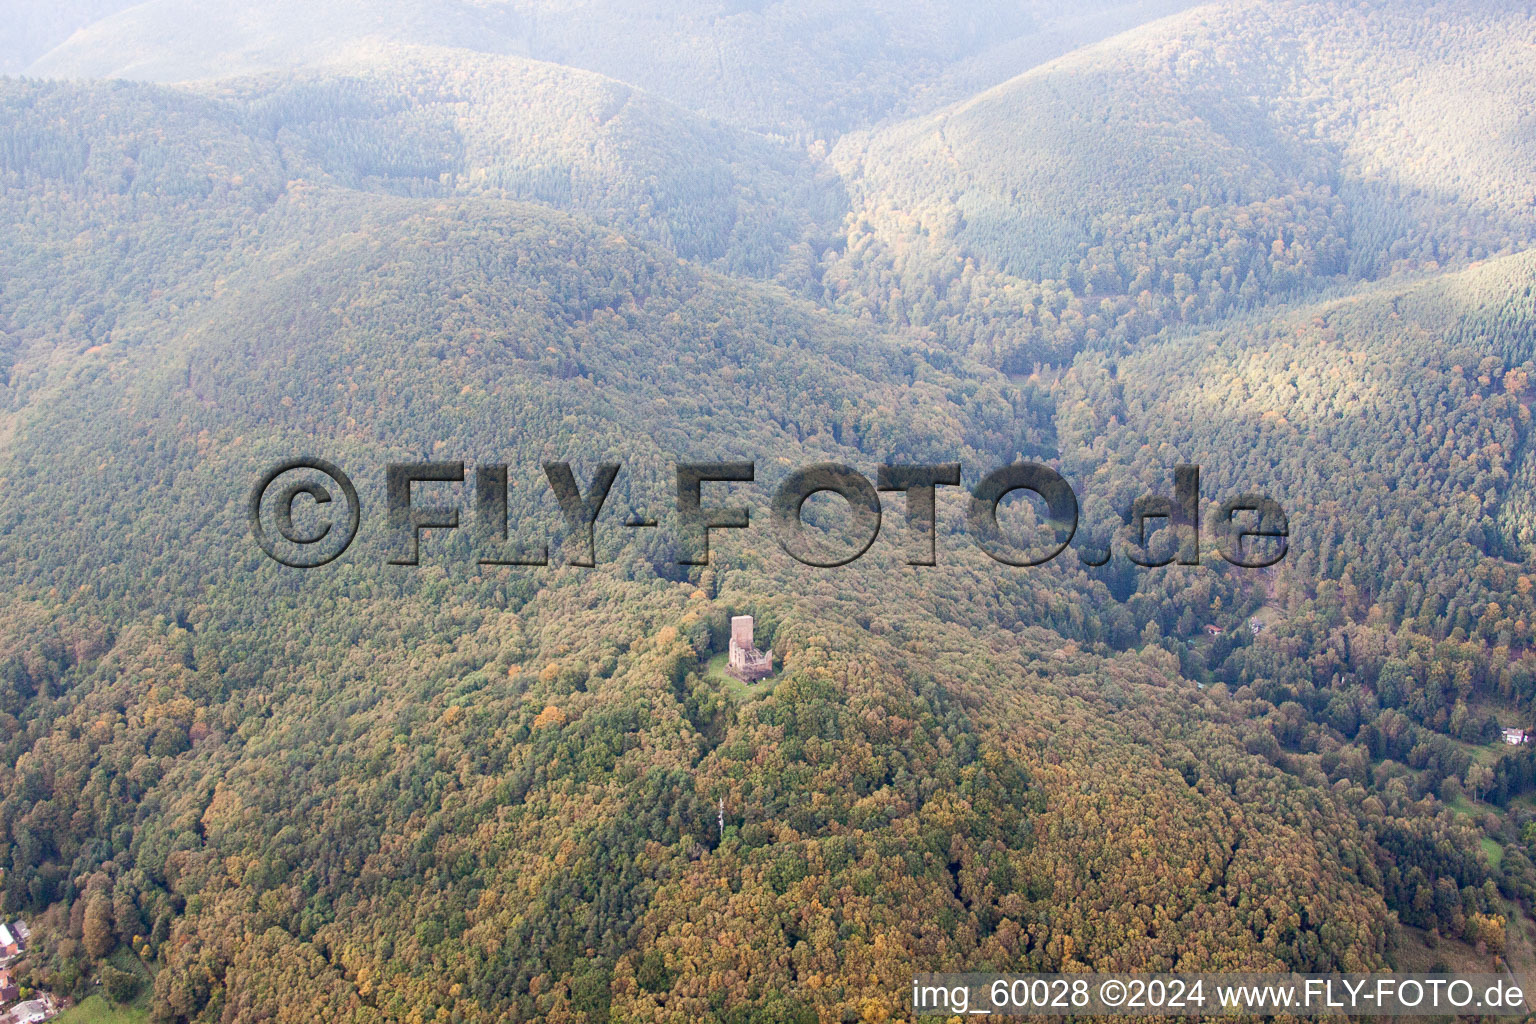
<box><xmin>7</xmin><ymin>1000</ymin><xmax>49</xmax><ymax>1024</ymax></box>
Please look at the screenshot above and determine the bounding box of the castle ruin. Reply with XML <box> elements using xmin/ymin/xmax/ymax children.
<box><xmin>727</xmin><ymin>615</ymin><xmax>772</xmax><ymax>683</ymax></box>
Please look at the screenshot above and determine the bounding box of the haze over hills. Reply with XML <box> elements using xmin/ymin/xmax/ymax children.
<box><xmin>0</xmin><ymin>0</ymin><xmax>141</xmax><ymax>75</ymax></box>
<box><xmin>24</xmin><ymin>0</ymin><xmax>1202</xmax><ymax>134</ymax></box>
<box><xmin>5</xmin><ymin>1</ymin><xmax>1536</xmax><ymax>1022</ymax></box>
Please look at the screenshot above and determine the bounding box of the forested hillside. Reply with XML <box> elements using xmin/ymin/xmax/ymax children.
<box><xmin>4</xmin><ymin>1</ymin><xmax>1536</xmax><ymax>1022</ymax></box>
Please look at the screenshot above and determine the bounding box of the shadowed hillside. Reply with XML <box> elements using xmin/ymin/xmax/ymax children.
<box><xmin>217</xmin><ymin>45</ymin><xmax>850</xmax><ymax>281</ymax></box>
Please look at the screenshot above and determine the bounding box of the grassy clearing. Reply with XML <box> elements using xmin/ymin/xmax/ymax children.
<box><xmin>1250</xmin><ymin>604</ymin><xmax>1283</xmax><ymax>627</ymax></box>
<box><xmin>1392</xmin><ymin>924</ymin><xmax>1500</xmax><ymax>973</ymax></box>
<box><xmin>704</xmin><ymin>652</ymin><xmax>776</xmax><ymax>701</ymax></box>
<box><xmin>1444</xmin><ymin>732</ymin><xmax>1506</xmax><ymax>768</ymax></box>
<box><xmin>56</xmin><ymin>995</ymin><xmax>151</xmax><ymax>1024</ymax></box>
<box><xmin>54</xmin><ymin>949</ymin><xmax>154</xmax><ymax>1024</ymax></box>
<box><xmin>1482</xmin><ymin>837</ymin><xmax>1506</xmax><ymax>871</ymax></box>
<box><xmin>1444</xmin><ymin>793</ymin><xmax>1489</xmax><ymax>819</ymax></box>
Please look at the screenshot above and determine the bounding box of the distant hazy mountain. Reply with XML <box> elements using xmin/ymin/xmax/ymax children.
<box><xmin>25</xmin><ymin>0</ymin><xmax>521</xmax><ymax>83</ymax></box>
<box><xmin>823</xmin><ymin>0</ymin><xmax>1536</xmax><ymax>367</ymax></box>
<box><xmin>0</xmin><ymin>0</ymin><xmax>140</xmax><ymax>74</ymax></box>
<box><xmin>24</xmin><ymin>0</ymin><xmax>1200</xmax><ymax>134</ymax></box>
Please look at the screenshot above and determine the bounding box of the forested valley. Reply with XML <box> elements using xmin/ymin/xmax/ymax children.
<box><xmin>2</xmin><ymin>1</ymin><xmax>1536</xmax><ymax>1021</ymax></box>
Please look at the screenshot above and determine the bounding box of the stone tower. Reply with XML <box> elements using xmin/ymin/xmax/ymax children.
<box><xmin>727</xmin><ymin>615</ymin><xmax>771</xmax><ymax>683</ymax></box>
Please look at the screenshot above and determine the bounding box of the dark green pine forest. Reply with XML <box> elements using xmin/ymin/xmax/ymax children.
<box><xmin>2</xmin><ymin>1</ymin><xmax>1536</xmax><ymax>1021</ymax></box>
